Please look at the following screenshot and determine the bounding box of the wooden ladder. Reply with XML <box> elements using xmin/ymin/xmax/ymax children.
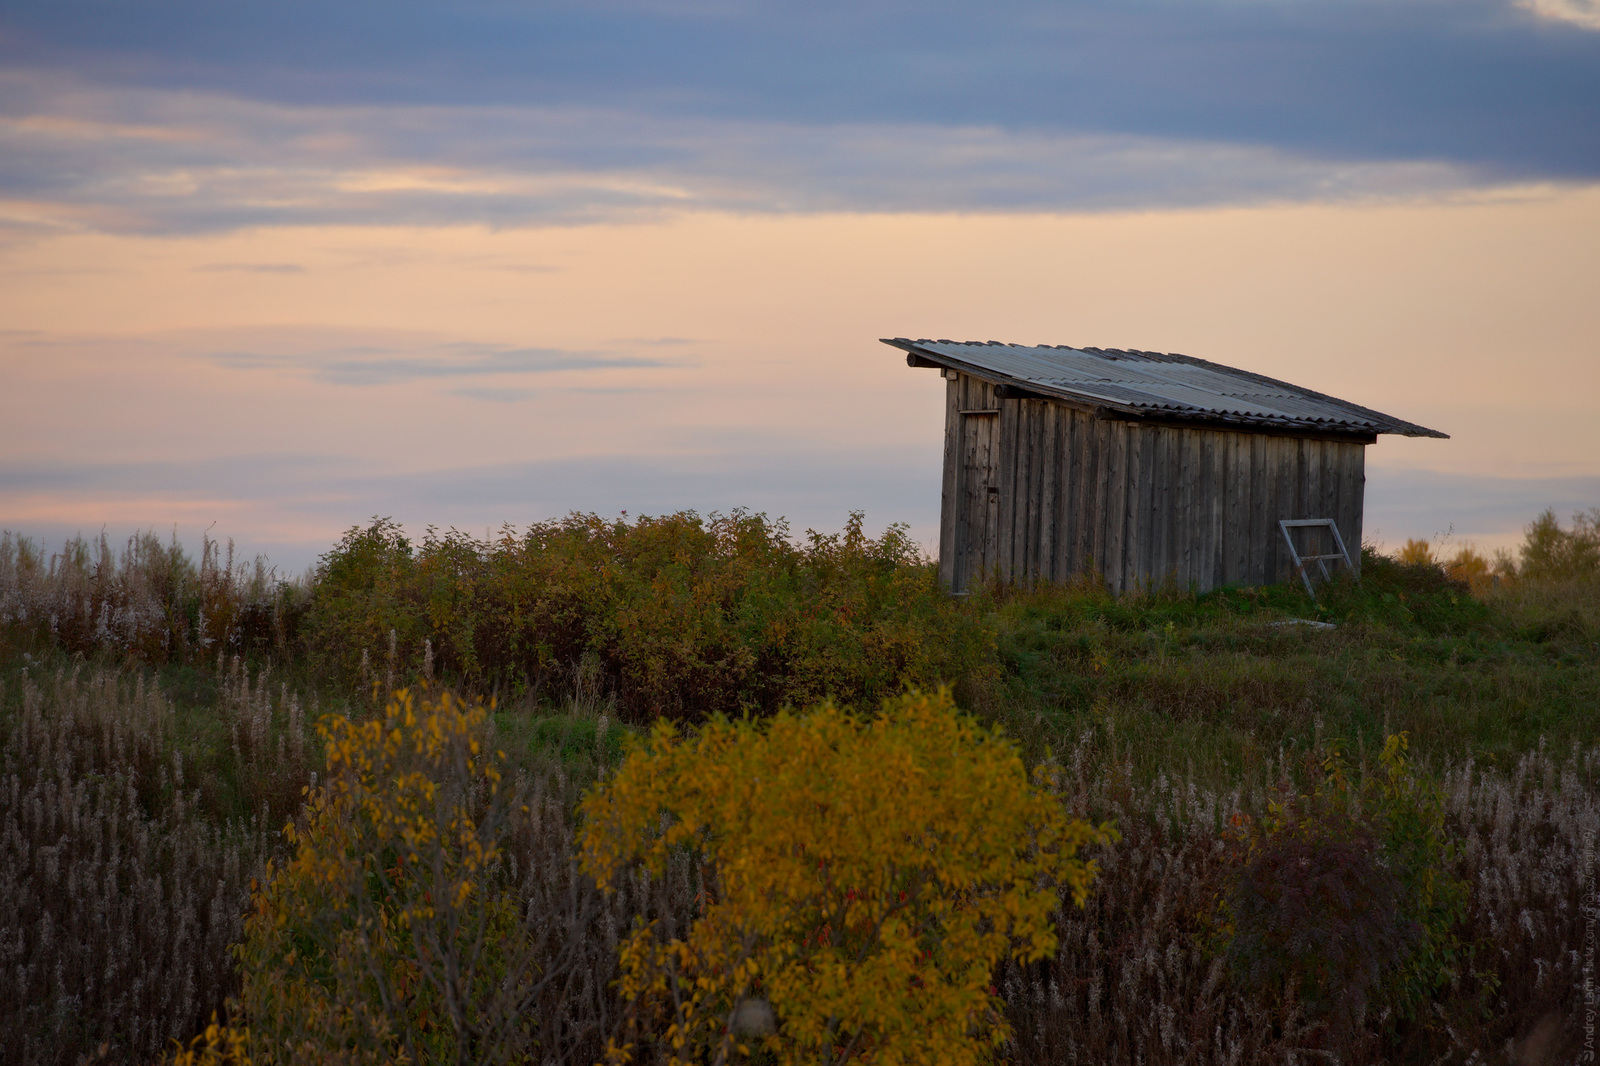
<box><xmin>1278</xmin><ymin>519</ymin><xmax>1354</xmax><ymax>598</ymax></box>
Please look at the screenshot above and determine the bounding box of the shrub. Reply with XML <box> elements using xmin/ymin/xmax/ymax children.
<box><xmin>1515</xmin><ymin>508</ymin><xmax>1600</xmax><ymax>583</ymax></box>
<box><xmin>193</xmin><ymin>683</ymin><xmax>692</xmax><ymax>1066</ymax></box>
<box><xmin>1358</xmin><ymin>734</ymin><xmax>1470</xmax><ymax>1016</ymax></box>
<box><xmin>1441</xmin><ymin>544</ymin><xmax>1496</xmax><ymax>594</ymax></box>
<box><xmin>1217</xmin><ymin>734</ymin><xmax>1468</xmax><ymax>1045</ymax></box>
<box><xmin>1397</xmin><ymin>539</ymin><xmax>1435</xmax><ymax>567</ymax></box>
<box><xmin>1220</xmin><ymin>792</ymin><xmax>1411</xmax><ymax>1040</ymax></box>
<box><xmin>303</xmin><ymin>512</ymin><xmax>995</xmax><ymax>720</ymax></box>
<box><xmin>578</xmin><ymin>689</ymin><xmax>1116</xmax><ymax>1066</ymax></box>
<box><xmin>233</xmin><ymin>688</ymin><xmax>553</xmax><ymax>1066</ymax></box>
<box><xmin>173</xmin><ymin>1017</ymin><xmax>255</xmax><ymax>1066</ymax></box>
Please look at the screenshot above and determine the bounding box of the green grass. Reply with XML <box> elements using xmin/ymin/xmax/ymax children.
<box><xmin>971</xmin><ymin>550</ymin><xmax>1600</xmax><ymax>788</ymax></box>
<box><xmin>491</xmin><ymin>706</ymin><xmax>635</xmax><ymax>780</ymax></box>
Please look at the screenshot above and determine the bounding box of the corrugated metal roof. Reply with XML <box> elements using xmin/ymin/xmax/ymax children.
<box><xmin>883</xmin><ymin>338</ymin><xmax>1447</xmax><ymax>439</ymax></box>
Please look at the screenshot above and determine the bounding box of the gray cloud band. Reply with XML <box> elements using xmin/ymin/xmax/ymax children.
<box><xmin>0</xmin><ymin>80</ymin><xmax>1519</xmax><ymax>237</ymax></box>
<box><xmin>204</xmin><ymin>346</ymin><xmax>673</xmax><ymax>386</ymax></box>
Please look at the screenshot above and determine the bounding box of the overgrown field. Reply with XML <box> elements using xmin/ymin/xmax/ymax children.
<box><xmin>2</xmin><ymin>508</ymin><xmax>1597</xmax><ymax>1064</ymax></box>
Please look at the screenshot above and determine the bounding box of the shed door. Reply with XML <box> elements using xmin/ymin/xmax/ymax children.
<box><xmin>955</xmin><ymin>409</ymin><xmax>1001</xmax><ymax>592</ymax></box>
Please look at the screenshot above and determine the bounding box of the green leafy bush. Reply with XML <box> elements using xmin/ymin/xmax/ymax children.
<box><xmin>303</xmin><ymin>511</ymin><xmax>995</xmax><ymax>720</ymax></box>
<box><xmin>1511</xmin><ymin>508</ymin><xmax>1600</xmax><ymax>583</ymax></box>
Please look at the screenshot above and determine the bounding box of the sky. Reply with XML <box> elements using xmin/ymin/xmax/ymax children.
<box><xmin>2</xmin><ymin>0</ymin><xmax>1598</xmax><ymax>573</ymax></box>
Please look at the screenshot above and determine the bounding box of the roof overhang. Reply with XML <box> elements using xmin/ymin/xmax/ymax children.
<box><xmin>885</xmin><ymin>337</ymin><xmax>1446</xmax><ymax>442</ymax></box>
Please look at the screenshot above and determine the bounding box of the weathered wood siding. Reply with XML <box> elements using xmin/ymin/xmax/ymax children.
<box><xmin>940</xmin><ymin>373</ymin><xmax>1003</xmax><ymax>592</ymax></box>
<box><xmin>939</xmin><ymin>373</ymin><xmax>1366</xmax><ymax>594</ymax></box>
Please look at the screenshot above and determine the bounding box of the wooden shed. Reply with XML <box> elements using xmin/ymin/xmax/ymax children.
<box><xmin>885</xmin><ymin>338</ymin><xmax>1447</xmax><ymax>595</ymax></box>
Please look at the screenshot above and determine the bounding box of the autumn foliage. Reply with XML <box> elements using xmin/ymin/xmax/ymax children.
<box><xmin>578</xmin><ymin>689</ymin><xmax>1115</xmax><ymax>1066</ymax></box>
<box><xmin>232</xmin><ymin>689</ymin><xmax>539</xmax><ymax>1065</ymax></box>
<box><xmin>303</xmin><ymin>511</ymin><xmax>994</xmax><ymax>720</ymax></box>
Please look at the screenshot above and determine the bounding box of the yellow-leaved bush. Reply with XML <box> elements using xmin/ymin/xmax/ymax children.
<box><xmin>172</xmin><ymin>1015</ymin><xmax>254</xmax><ymax>1066</ymax></box>
<box><xmin>229</xmin><ymin>688</ymin><xmax>537</xmax><ymax>1066</ymax></box>
<box><xmin>579</xmin><ymin>689</ymin><xmax>1116</xmax><ymax>1066</ymax></box>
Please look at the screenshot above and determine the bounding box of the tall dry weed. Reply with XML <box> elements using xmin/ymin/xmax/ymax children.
<box><xmin>489</xmin><ymin>765</ymin><xmax>704</xmax><ymax>1066</ymax></box>
<box><xmin>0</xmin><ymin>530</ymin><xmax>306</xmax><ymax>666</ymax></box>
<box><xmin>998</xmin><ymin>737</ymin><xmax>1598</xmax><ymax>1063</ymax></box>
<box><xmin>0</xmin><ymin>666</ymin><xmax>295</xmax><ymax>1065</ymax></box>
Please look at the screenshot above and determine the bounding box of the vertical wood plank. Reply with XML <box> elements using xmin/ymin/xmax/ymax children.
<box><xmin>1198</xmin><ymin>428</ymin><xmax>1214</xmax><ymax>591</ymax></box>
<box><xmin>1025</xmin><ymin>402</ymin><xmax>1045</xmax><ymax>584</ymax></box>
<box><xmin>1096</xmin><ymin>417</ymin><xmax>1112</xmax><ymax>585</ymax></box>
<box><xmin>1128</xmin><ymin>428</ymin><xmax>1143</xmax><ymax>592</ymax></box>
<box><xmin>1204</xmin><ymin>430</ymin><xmax>1225</xmax><ymax>592</ymax></box>
<box><xmin>1261</xmin><ymin>435</ymin><xmax>1279</xmax><ymax>584</ymax></box>
<box><xmin>1331</xmin><ymin>440</ymin><xmax>1355</xmax><ymax>574</ymax></box>
<box><xmin>938</xmin><ymin>373</ymin><xmax>960</xmax><ymax>590</ymax></box>
<box><xmin>1284</xmin><ymin>437</ymin><xmax>1304</xmax><ymax>580</ymax></box>
<box><xmin>1319</xmin><ymin>437</ymin><xmax>1334</xmax><ymax>527</ymax></box>
<box><xmin>982</xmin><ymin>383</ymin><xmax>1001</xmax><ymax>583</ymax></box>
<box><xmin>1349</xmin><ymin>444</ymin><xmax>1367</xmax><ymax>578</ymax></box>
<box><xmin>1293</xmin><ymin>437</ymin><xmax>1308</xmax><ymax>518</ymax></box>
<box><xmin>1101</xmin><ymin>422</ymin><xmax>1124</xmax><ymax>593</ymax></box>
<box><xmin>995</xmin><ymin>392</ymin><xmax>1018</xmax><ymax>583</ymax></box>
<box><xmin>1257</xmin><ymin>434</ymin><xmax>1275</xmax><ymax>585</ymax></box>
<box><xmin>1061</xmin><ymin>406</ymin><xmax>1077</xmax><ymax>581</ymax></box>
<box><xmin>958</xmin><ymin>413</ymin><xmax>979</xmax><ymax>592</ymax></box>
<box><xmin>1248</xmin><ymin>433</ymin><xmax>1269</xmax><ymax>585</ymax></box>
<box><xmin>1148</xmin><ymin>426</ymin><xmax>1169</xmax><ymax>589</ymax></box>
<box><xmin>1038</xmin><ymin>404</ymin><xmax>1060</xmax><ymax>583</ymax></box>
<box><xmin>1126</xmin><ymin>422</ymin><xmax>1152</xmax><ymax>589</ymax></box>
<box><xmin>1328</xmin><ymin>440</ymin><xmax>1346</xmax><ymax>569</ymax></box>
<box><xmin>1015</xmin><ymin>396</ymin><xmax>1032</xmax><ymax>582</ymax></box>
<box><xmin>1024</xmin><ymin>398</ymin><xmax>1036</xmax><ymax>582</ymax></box>
<box><xmin>1077</xmin><ymin>414</ymin><xmax>1101</xmax><ymax>579</ymax></box>
<box><xmin>962</xmin><ymin>376</ymin><xmax>986</xmax><ymax>592</ymax></box>
<box><xmin>1327</xmin><ymin>440</ymin><xmax>1343</xmax><ymax>568</ymax></box>
<box><xmin>1173</xmin><ymin>429</ymin><xmax>1191</xmax><ymax>590</ymax></box>
<box><xmin>1145</xmin><ymin>425</ymin><xmax>1160</xmax><ymax>589</ymax></box>
<box><xmin>954</xmin><ymin>375</ymin><xmax>1002</xmax><ymax>592</ymax></box>
<box><xmin>1325</xmin><ymin>441</ymin><xmax>1343</xmax><ymax>556</ymax></box>
<box><xmin>1059</xmin><ymin>408</ymin><xmax>1083</xmax><ymax>583</ymax></box>
<box><xmin>1223</xmin><ymin>433</ymin><xmax>1247</xmax><ymax>585</ymax></box>
<box><xmin>1277</xmin><ymin>435</ymin><xmax>1298</xmax><ymax>583</ymax></box>
<box><xmin>1160</xmin><ymin>425</ymin><xmax>1180</xmax><ymax>588</ymax></box>
<box><xmin>1030</xmin><ymin>401</ymin><xmax>1044</xmax><ymax>583</ymax></box>
<box><xmin>1187</xmin><ymin>430</ymin><xmax>1205</xmax><ymax>592</ymax></box>
<box><xmin>1307</xmin><ymin>438</ymin><xmax>1326</xmax><ymax>562</ymax></box>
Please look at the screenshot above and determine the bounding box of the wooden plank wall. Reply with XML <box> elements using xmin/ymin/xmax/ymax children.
<box><xmin>940</xmin><ymin>374</ymin><xmax>1002</xmax><ymax>593</ymax></box>
<box><xmin>964</xmin><ymin>382</ymin><xmax>1366</xmax><ymax>594</ymax></box>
